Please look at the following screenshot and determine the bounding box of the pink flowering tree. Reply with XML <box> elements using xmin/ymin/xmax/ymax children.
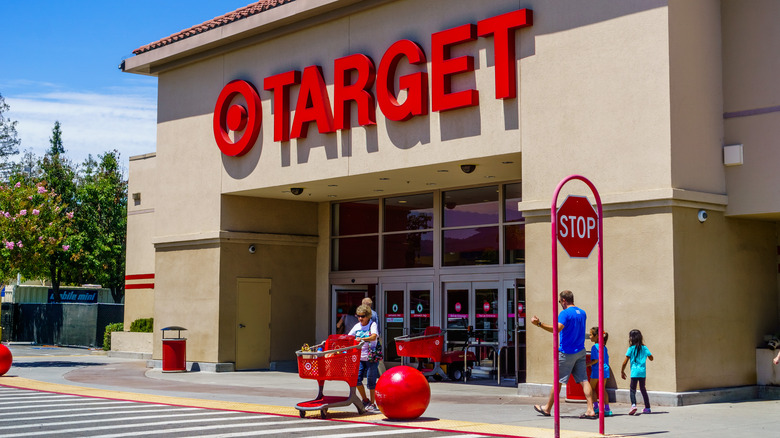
<box><xmin>0</xmin><ymin>178</ymin><xmax>77</xmax><ymax>299</ymax></box>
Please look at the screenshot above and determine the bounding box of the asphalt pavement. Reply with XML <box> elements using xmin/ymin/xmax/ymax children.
<box><xmin>2</xmin><ymin>344</ymin><xmax>780</xmax><ymax>437</ymax></box>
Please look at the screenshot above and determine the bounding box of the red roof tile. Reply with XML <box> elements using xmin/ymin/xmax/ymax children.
<box><xmin>132</xmin><ymin>0</ymin><xmax>297</xmax><ymax>55</ymax></box>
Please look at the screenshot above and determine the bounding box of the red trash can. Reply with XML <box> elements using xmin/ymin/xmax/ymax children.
<box><xmin>565</xmin><ymin>352</ymin><xmax>591</xmax><ymax>402</ymax></box>
<box><xmin>161</xmin><ymin>326</ymin><xmax>187</xmax><ymax>372</ymax></box>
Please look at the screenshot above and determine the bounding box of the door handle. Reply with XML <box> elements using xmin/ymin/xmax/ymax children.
<box><xmin>239</xmin><ymin>323</ymin><xmax>246</xmax><ymax>328</ymax></box>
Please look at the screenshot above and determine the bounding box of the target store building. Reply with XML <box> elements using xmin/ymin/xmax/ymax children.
<box><xmin>121</xmin><ymin>0</ymin><xmax>780</xmax><ymax>400</ymax></box>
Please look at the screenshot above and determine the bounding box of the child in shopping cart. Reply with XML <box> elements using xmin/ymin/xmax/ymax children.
<box><xmin>348</xmin><ymin>304</ymin><xmax>380</xmax><ymax>413</ymax></box>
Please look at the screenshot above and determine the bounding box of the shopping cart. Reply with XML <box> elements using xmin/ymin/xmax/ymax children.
<box><xmin>394</xmin><ymin>326</ymin><xmax>448</xmax><ymax>381</ymax></box>
<box><xmin>295</xmin><ymin>334</ymin><xmax>365</xmax><ymax>419</ymax></box>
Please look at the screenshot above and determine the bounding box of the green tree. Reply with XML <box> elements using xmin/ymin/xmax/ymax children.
<box><xmin>0</xmin><ymin>177</ymin><xmax>77</xmax><ymax>290</ymax></box>
<box><xmin>48</xmin><ymin>121</ymin><xmax>64</xmax><ymax>155</ymax></box>
<box><xmin>65</xmin><ymin>151</ymin><xmax>127</xmax><ymax>303</ymax></box>
<box><xmin>0</xmin><ymin>93</ymin><xmax>21</xmax><ymax>171</ymax></box>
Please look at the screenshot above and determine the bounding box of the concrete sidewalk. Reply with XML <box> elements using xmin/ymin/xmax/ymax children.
<box><xmin>2</xmin><ymin>344</ymin><xmax>779</xmax><ymax>437</ymax></box>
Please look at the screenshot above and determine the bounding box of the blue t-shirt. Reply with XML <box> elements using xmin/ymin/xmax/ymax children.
<box><xmin>558</xmin><ymin>306</ymin><xmax>586</xmax><ymax>354</ymax></box>
<box><xmin>590</xmin><ymin>343</ymin><xmax>610</xmax><ymax>379</ymax></box>
<box><xmin>626</xmin><ymin>345</ymin><xmax>652</xmax><ymax>378</ymax></box>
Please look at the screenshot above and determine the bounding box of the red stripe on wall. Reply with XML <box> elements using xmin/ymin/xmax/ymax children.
<box><xmin>125</xmin><ymin>283</ymin><xmax>155</xmax><ymax>290</ymax></box>
<box><xmin>125</xmin><ymin>273</ymin><xmax>155</xmax><ymax>280</ymax></box>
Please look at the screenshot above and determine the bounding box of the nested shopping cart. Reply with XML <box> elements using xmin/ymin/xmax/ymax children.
<box><xmin>394</xmin><ymin>326</ymin><xmax>448</xmax><ymax>381</ymax></box>
<box><xmin>295</xmin><ymin>334</ymin><xmax>365</xmax><ymax>419</ymax></box>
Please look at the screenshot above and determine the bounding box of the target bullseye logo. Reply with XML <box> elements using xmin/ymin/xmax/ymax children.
<box><xmin>213</xmin><ymin>80</ymin><xmax>262</xmax><ymax>156</ymax></box>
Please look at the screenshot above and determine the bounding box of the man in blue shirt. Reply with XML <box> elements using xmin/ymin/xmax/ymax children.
<box><xmin>531</xmin><ymin>290</ymin><xmax>595</xmax><ymax>419</ymax></box>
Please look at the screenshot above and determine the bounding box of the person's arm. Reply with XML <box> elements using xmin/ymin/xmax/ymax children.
<box><xmin>621</xmin><ymin>356</ymin><xmax>629</xmax><ymax>380</ymax></box>
<box><xmin>530</xmin><ymin>315</ymin><xmax>564</xmax><ymax>333</ymax></box>
<box><xmin>336</xmin><ymin>315</ymin><xmax>344</xmax><ymax>329</ymax></box>
<box><xmin>646</xmin><ymin>346</ymin><xmax>653</xmax><ymax>361</ymax></box>
<box><xmin>359</xmin><ymin>322</ymin><xmax>378</xmax><ymax>342</ymax></box>
<box><xmin>774</xmin><ymin>350</ymin><xmax>780</xmax><ymax>365</ymax></box>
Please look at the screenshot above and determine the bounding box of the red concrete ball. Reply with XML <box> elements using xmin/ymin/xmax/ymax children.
<box><xmin>375</xmin><ymin>365</ymin><xmax>430</xmax><ymax>420</ymax></box>
<box><xmin>0</xmin><ymin>344</ymin><xmax>12</xmax><ymax>376</ymax></box>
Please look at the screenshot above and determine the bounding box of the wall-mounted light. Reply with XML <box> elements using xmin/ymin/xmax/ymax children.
<box><xmin>723</xmin><ymin>144</ymin><xmax>743</xmax><ymax>166</ymax></box>
<box><xmin>132</xmin><ymin>192</ymin><xmax>141</xmax><ymax>205</ymax></box>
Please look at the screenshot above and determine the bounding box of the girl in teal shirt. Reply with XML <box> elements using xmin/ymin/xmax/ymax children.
<box><xmin>621</xmin><ymin>329</ymin><xmax>653</xmax><ymax>415</ymax></box>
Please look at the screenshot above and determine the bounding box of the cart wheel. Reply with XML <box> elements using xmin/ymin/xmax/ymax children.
<box><xmin>320</xmin><ymin>409</ymin><xmax>327</xmax><ymax>419</ymax></box>
<box><xmin>450</xmin><ymin>366</ymin><xmax>463</xmax><ymax>381</ymax></box>
<box><xmin>299</xmin><ymin>410</ymin><xmax>306</xmax><ymax>418</ymax></box>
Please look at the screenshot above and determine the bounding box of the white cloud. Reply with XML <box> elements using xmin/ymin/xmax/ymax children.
<box><xmin>4</xmin><ymin>86</ymin><xmax>157</xmax><ymax>172</ymax></box>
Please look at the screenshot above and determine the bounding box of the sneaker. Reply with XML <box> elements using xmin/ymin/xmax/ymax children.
<box><xmin>362</xmin><ymin>400</ymin><xmax>371</xmax><ymax>409</ymax></box>
<box><xmin>642</xmin><ymin>408</ymin><xmax>651</xmax><ymax>414</ymax></box>
<box><xmin>605</xmin><ymin>410</ymin><xmax>613</xmax><ymax>417</ymax></box>
<box><xmin>365</xmin><ymin>403</ymin><xmax>380</xmax><ymax>413</ymax></box>
<box><xmin>628</xmin><ymin>405</ymin><xmax>637</xmax><ymax>415</ymax></box>
<box><xmin>593</xmin><ymin>405</ymin><xmax>598</xmax><ymax>414</ymax></box>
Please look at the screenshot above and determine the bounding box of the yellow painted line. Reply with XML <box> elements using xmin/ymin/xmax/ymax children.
<box><xmin>0</xmin><ymin>377</ymin><xmax>612</xmax><ymax>438</ymax></box>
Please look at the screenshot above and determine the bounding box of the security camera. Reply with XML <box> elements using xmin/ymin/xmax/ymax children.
<box><xmin>248</xmin><ymin>245</ymin><xmax>256</xmax><ymax>254</ymax></box>
<box><xmin>697</xmin><ymin>210</ymin><xmax>708</xmax><ymax>223</ymax></box>
<box><xmin>290</xmin><ymin>188</ymin><xmax>304</xmax><ymax>195</ymax></box>
<box><xmin>460</xmin><ymin>164</ymin><xmax>476</xmax><ymax>174</ymax></box>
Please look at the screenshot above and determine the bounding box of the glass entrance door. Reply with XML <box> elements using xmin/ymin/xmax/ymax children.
<box><xmin>332</xmin><ymin>285</ymin><xmax>375</xmax><ymax>335</ymax></box>
<box><xmin>383</xmin><ymin>283</ymin><xmax>432</xmax><ymax>363</ymax></box>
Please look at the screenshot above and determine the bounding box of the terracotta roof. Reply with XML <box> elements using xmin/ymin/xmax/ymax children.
<box><xmin>132</xmin><ymin>0</ymin><xmax>297</xmax><ymax>55</ymax></box>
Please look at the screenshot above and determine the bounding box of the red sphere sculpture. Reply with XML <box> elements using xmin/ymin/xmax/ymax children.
<box><xmin>0</xmin><ymin>344</ymin><xmax>12</xmax><ymax>376</ymax></box>
<box><xmin>375</xmin><ymin>365</ymin><xmax>430</xmax><ymax>420</ymax></box>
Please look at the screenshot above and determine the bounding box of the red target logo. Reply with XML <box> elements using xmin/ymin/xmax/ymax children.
<box><xmin>213</xmin><ymin>80</ymin><xmax>262</xmax><ymax>156</ymax></box>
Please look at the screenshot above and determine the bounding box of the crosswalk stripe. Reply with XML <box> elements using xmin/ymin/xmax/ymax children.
<box><xmin>3</xmin><ymin>410</ymin><xmax>255</xmax><ymax>430</ymax></box>
<box><xmin>102</xmin><ymin>421</ymin><xmax>369</xmax><ymax>438</ymax></box>
<box><xmin>0</xmin><ymin>400</ymin><xmax>135</xmax><ymax>411</ymax></box>
<box><xmin>2</xmin><ymin>417</ymin><xmax>306</xmax><ymax>437</ymax></box>
<box><xmin>310</xmin><ymin>428</ymin><xmax>433</xmax><ymax>437</ymax></box>
<box><xmin>0</xmin><ymin>406</ymin><xmax>198</xmax><ymax>421</ymax></box>
<box><xmin>0</xmin><ymin>395</ymin><xmax>79</xmax><ymax>404</ymax></box>
<box><xmin>0</xmin><ymin>403</ymin><xmax>190</xmax><ymax>418</ymax></box>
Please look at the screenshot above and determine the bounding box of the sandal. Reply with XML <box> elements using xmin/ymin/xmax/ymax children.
<box><xmin>580</xmin><ymin>413</ymin><xmax>598</xmax><ymax>419</ymax></box>
<box><xmin>533</xmin><ymin>405</ymin><xmax>551</xmax><ymax>416</ymax></box>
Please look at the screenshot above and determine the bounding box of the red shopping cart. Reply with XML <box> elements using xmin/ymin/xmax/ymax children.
<box><xmin>295</xmin><ymin>334</ymin><xmax>365</xmax><ymax>419</ymax></box>
<box><xmin>394</xmin><ymin>326</ymin><xmax>448</xmax><ymax>381</ymax></box>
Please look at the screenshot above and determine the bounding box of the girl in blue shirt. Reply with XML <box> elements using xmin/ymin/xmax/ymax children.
<box><xmin>587</xmin><ymin>327</ymin><xmax>612</xmax><ymax>416</ymax></box>
<box><xmin>621</xmin><ymin>329</ymin><xmax>653</xmax><ymax>415</ymax></box>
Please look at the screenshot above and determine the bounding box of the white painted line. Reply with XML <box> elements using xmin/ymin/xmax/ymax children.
<box><xmin>312</xmin><ymin>427</ymin><xmax>432</xmax><ymax>437</ymax></box>
<box><xmin>0</xmin><ymin>400</ymin><xmax>135</xmax><ymax>411</ymax></box>
<box><xmin>0</xmin><ymin>406</ymin><xmax>197</xmax><ymax>420</ymax></box>
<box><xmin>2</xmin><ymin>410</ymin><xmax>256</xmax><ymax>429</ymax></box>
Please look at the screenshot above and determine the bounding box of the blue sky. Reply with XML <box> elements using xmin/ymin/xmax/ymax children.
<box><xmin>0</xmin><ymin>1</ymin><xmax>254</xmax><ymax>171</ymax></box>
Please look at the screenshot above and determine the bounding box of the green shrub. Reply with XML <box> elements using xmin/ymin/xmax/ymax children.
<box><xmin>130</xmin><ymin>318</ymin><xmax>154</xmax><ymax>333</ymax></box>
<box><xmin>102</xmin><ymin>322</ymin><xmax>124</xmax><ymax>351</ymax></box>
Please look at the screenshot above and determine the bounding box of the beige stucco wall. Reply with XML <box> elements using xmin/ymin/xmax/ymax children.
<box><xmin>673</xmin><ymin>208</ymin><xmax>777</xmax><ymax>391</ymax></box>
<box><xmin>124</xmin><ymin>153</ymin><xmax>157</xmax><ymax>327</ymax></box>
<box><xmin>722</xmin><ymin>0</ymin><xmax>780</xmax><ymax>218</ymax></box>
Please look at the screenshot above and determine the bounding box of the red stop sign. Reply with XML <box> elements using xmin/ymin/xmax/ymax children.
<box><xmin>557</xmin><ymin>195</ymin><xmax>599</xmax><ymax>258</ymax></box>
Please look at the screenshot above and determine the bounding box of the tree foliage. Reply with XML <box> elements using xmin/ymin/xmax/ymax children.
<box><xmin>0</xmin><ymin>179</ymin><xmax>77</xmax><ymax>288</ymax></box>
<box><xmin>0</xmin><ymin>93</ymin><xmax>21</xmax><ymax>164</ymax></box>
<box><xmin>64</xmin><ymin>151</ymin><xmax>127</xmax><ymax>302</ymax></box>
<box><xmin>0</xmin><ymin>122</ymin><xmax>127</xmax><ymax>303</ymax></box>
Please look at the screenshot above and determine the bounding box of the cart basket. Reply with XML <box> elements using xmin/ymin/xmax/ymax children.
<box><xmin>296</xmin><ymin>335</ymin><xmax>363</xmax><ymax>385</ymax></box>
<box><xmin>395</xmin><ymin>327</ymin><xmax>445</xmax><ymax>362</ymax></box>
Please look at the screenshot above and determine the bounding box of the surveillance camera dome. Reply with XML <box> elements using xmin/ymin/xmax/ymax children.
<box><xmin>460</xmin><ymin>164</ymin><xmax>476</xmax><ymax>174</ymax></box>
<box><xmin>697</xmin><ymin>210</ymin><xmax>708</xmax><ymax>223</ymax></box>
<box><xmin>290</xmin><ymin>188</ymin><xmax>304</xmax><ymax>195</ymax></box>
<box><xmin>248</xmin><ymin>244</ymin><xmax>256</xmax><ymax>254</ymax></box>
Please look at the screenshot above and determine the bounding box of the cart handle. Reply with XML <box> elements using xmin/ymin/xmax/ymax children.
<box><xmin>394</xmin><ymin>331</ymin><xmax>446</xmax><ymax>342</ymax></box>
<box><xmin>295</xmin><ymin>340</ymin><xmax>364</xmax><ymax>357</ymax></box>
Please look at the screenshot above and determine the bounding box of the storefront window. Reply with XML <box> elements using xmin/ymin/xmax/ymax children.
<box><xmin>443</xmin><ymin>186</ymin><xmax>499</xmax><ymax>227</ymax></box>
<box><xmin>332</xmin><ymin>199</ymin><xmax>379</xmax><ymax>235</ymax></box>
<box><xmin>384</xmin><ymin>193</ymin><xmax>433</xmax><ymax>232</ymax></box>
<box><xmin>442</xmin><ymin>227</ymin><xmax>499</xmax><ymax>266</ymax></box>
<box><xmin>332</xmin><ymin>236</ymin><xmax>378</xmax><ymax>271</ymax></box>
<box><xmin>504</xmin><ymin>182</ymin><xmax>523</xmax><ymax>222</ymax></box>
<box><xmin>504</xmin><ymin>223</ymin><xmax>525</xmax><ymax>264</ymax></box>
<box><xmin>383</xmin><ymin>231</ymin><xmax>434</xmax><ymax>269</ymax></box>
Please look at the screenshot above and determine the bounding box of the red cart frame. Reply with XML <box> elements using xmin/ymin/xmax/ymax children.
<box><xmin>295</xmin><ymin>334</ymin><xmax>365</xmax><ymax>419</ymax></box>
<box><xmin>394</xmin><ymin>326</ymin><xmax>448</xmax><ymax>381</ymax></box>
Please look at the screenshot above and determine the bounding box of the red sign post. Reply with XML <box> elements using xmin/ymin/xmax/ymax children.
<box><xmin>550</xmin><ymin>176</ymin><xmax>605</xmax><ymax>437</ymax></box>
